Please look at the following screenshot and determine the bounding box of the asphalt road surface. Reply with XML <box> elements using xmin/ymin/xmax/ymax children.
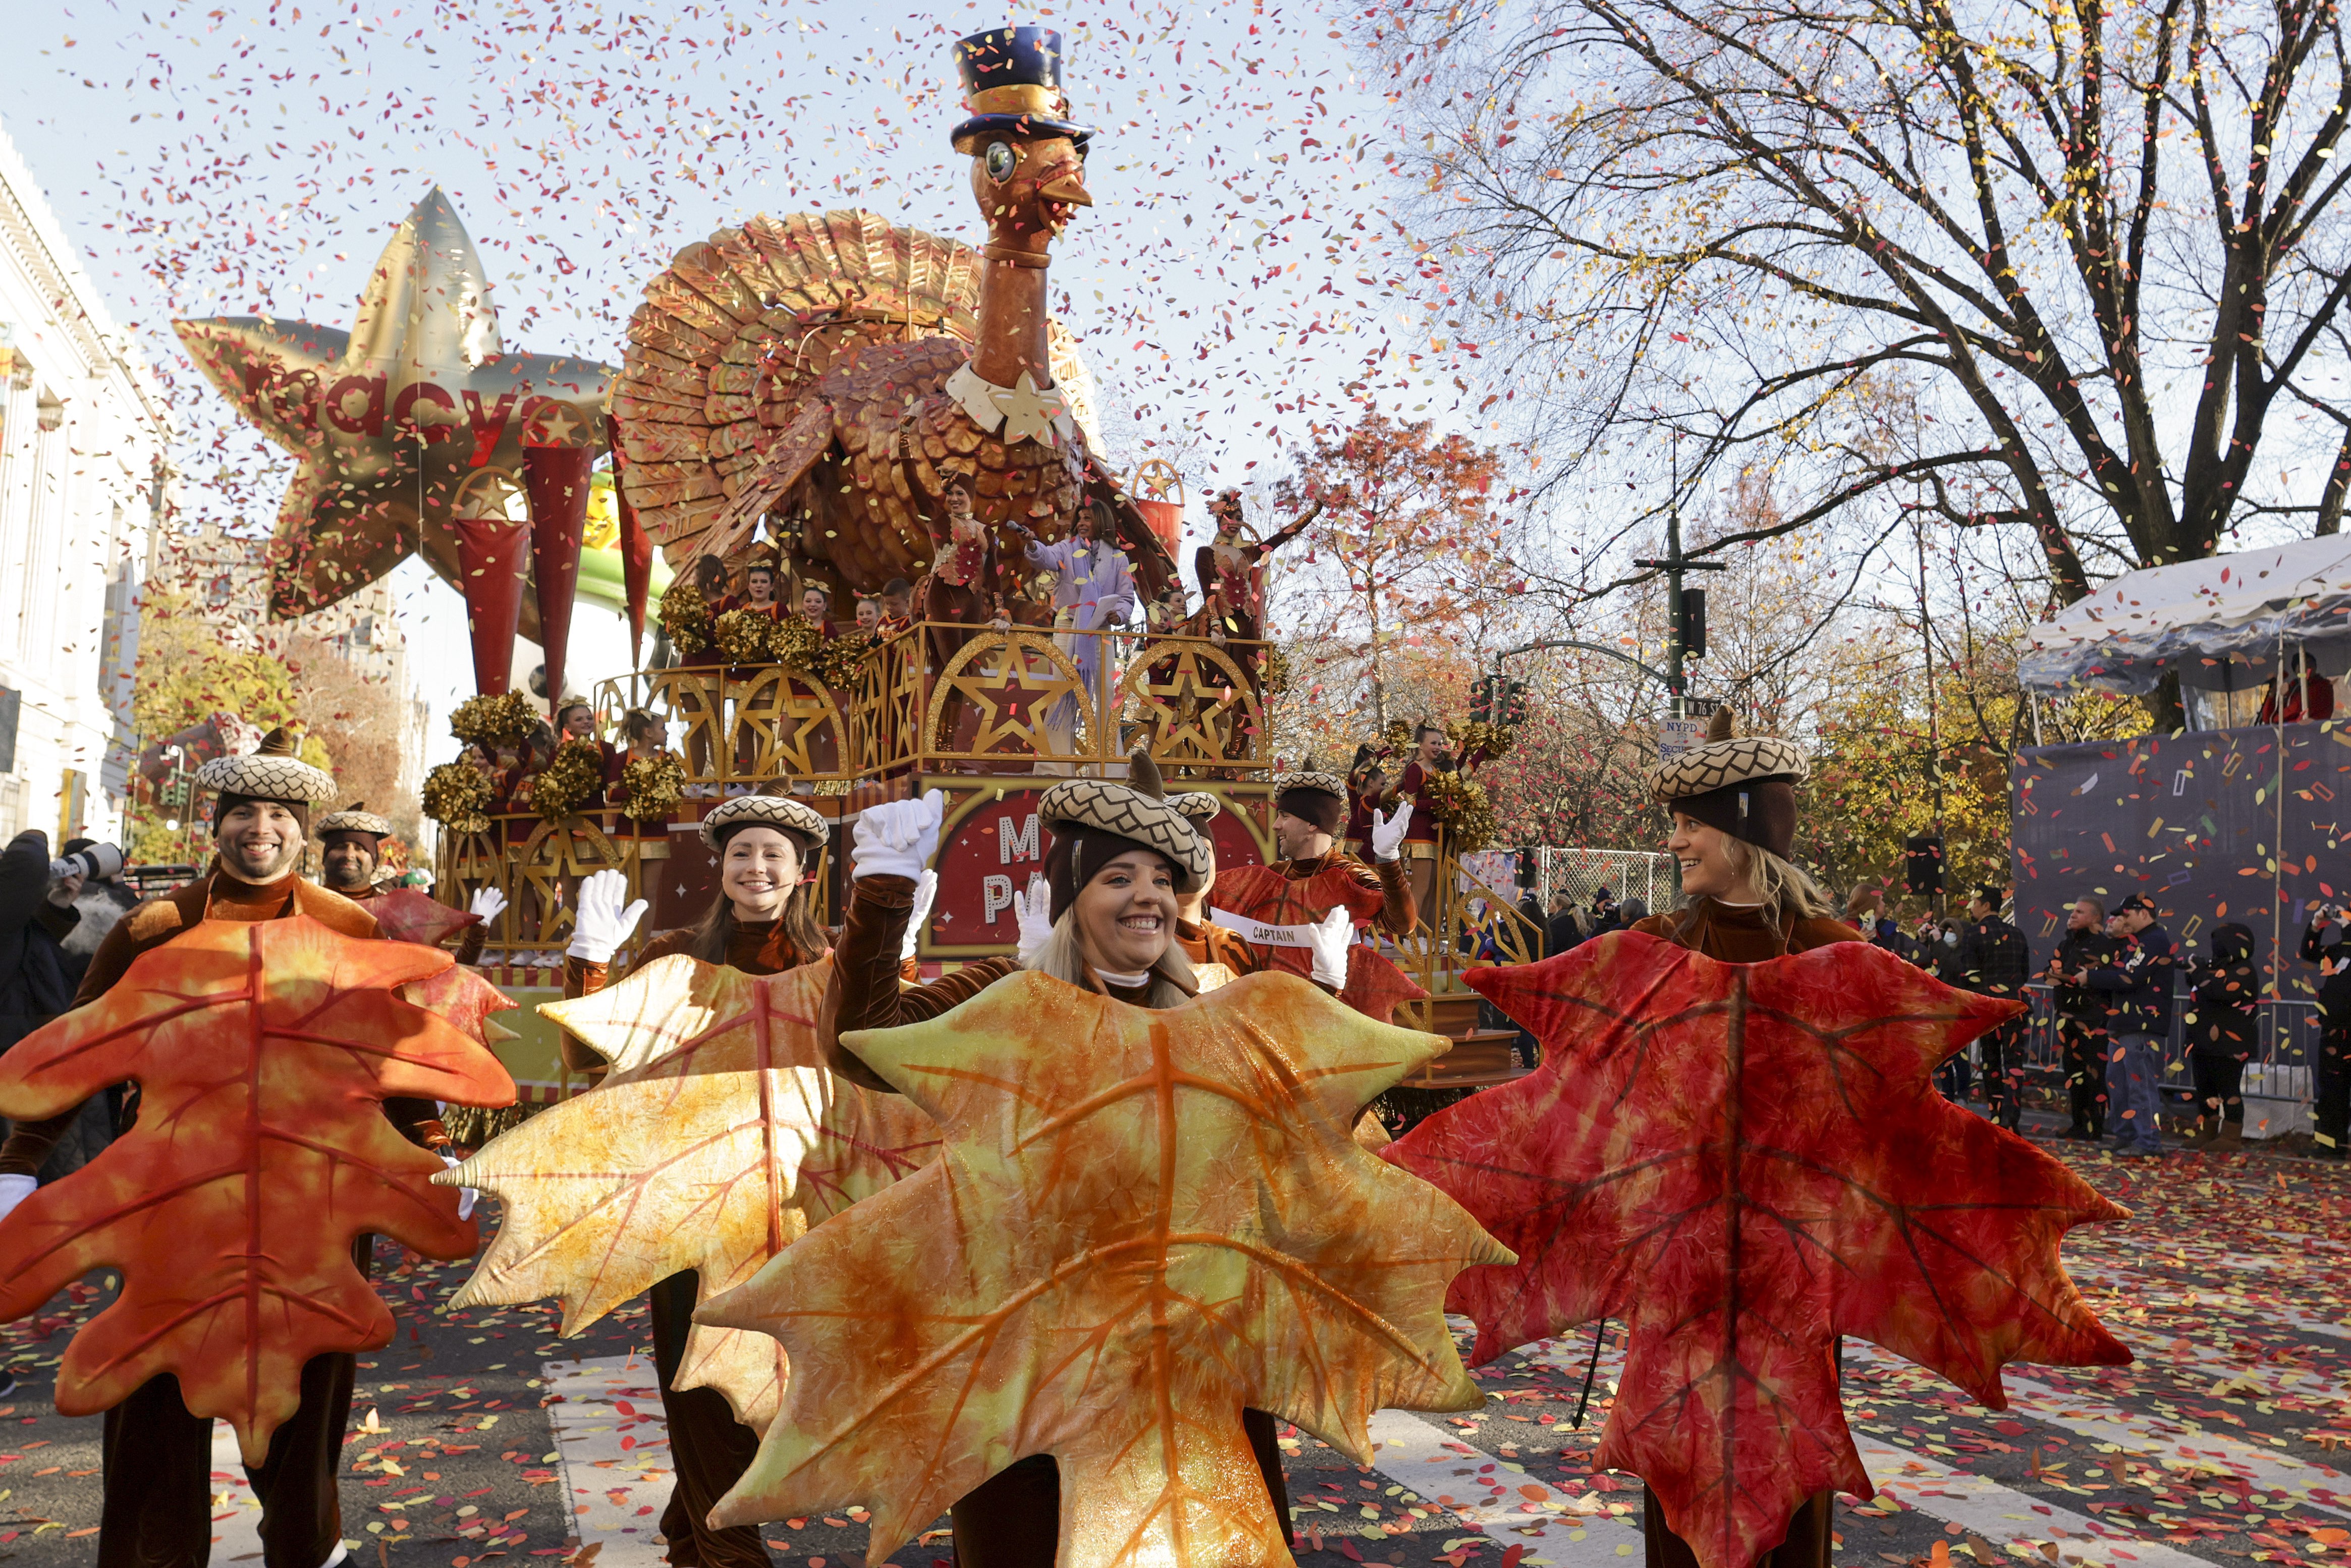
<box><xmin>0</xmin><ymin>1127</ymin><xmax>2344</xmax><ymax>1568</ymax></box>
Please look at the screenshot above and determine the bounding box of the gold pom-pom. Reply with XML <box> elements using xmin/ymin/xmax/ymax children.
<box><xmin>1447</xmin><ymin>717</ymin><xmax>1517</xmax><ymax>765</ymax></box>
<box><xmin>714</xmin><ymin>608</ymin><xmax>778</xmax><ymax>665</ymax></box>
<box><xmin>772</xmin><ymin>612</ymin><xmax>824</xmax><ymax>677</ymax></box>
<box><xmin>619</xmin><ymin>750</ymin><xmax>685</xmax><ymax>820</ymax></box>
<box><xmin>815</xmin><ymin>629</ymin><xmax>874</xmax><ymax>688</ymax></box>
<box><xmin>449</xmin><ymin>692</ymin><xmax>537</xmax><ymax>750</ymax></box>
<box><xmin>533</xmin><ymin>738</ymin><xmax>607</xmax><ymax>822</ymax></box>
<box><xmin>1420</xmin><ymin>769</ymin><xmax>1496</xmax><ymax>852</ymax></box>
<box><xmin>423</xmin><ymin>762</ymin><xmax>493</xmax><ymax>833</ymax></box>
<box><xmin>1256</xmin><ymin>645</ymin><xmax>1292</xmax><ymax>697</ymax></box>
<box><xmin>659</xmin><ymin>582</ymin><xmax>714</xmax><ymax>655</ymax></box>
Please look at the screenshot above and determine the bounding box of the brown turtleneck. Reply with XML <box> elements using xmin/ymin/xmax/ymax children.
<box><xmin>560</xmin><ymin>916</ymin><xmax>812</xmax><ymax>1078</ymax></box>
<box><xmin>1629</xmin><ymin>898</ymin><xmax>1859</xmax><ymax>962</ymax></box>
<box><xmin>0</xmin><ymin>861</ymin><xmax>450</xmax><ymax>1177</ymax></box>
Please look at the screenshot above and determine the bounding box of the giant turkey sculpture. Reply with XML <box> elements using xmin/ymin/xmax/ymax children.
<box><xmin>611</xmin><ymin>27</ymin><xmax>1173</xmax><ymax>619</ymax></box>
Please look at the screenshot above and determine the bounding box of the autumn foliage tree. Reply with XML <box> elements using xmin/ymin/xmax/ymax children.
<box><xmin>1373</xmin><ymin>0</ymin><xmax>2351</xmax><ymax>729</ymax></box>
<box><xmin>1274</xmin><ymin>413</ymin><xmax>1520</xmax><ymax>732</ymax></box>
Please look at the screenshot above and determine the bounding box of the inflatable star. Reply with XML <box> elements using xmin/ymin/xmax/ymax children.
<box><xmin>174</xmin><ymin>188</ymin><xmax>613</xmax><ymax>625</ymax></box>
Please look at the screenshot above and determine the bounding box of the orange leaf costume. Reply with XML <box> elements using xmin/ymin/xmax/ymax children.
<box><xmin>1387</xmin><ymin>936</ymin><xmax>2130</xmax><ymax>1568</ymax></box>
<box><xmin>445</xmin><ymin>955</ymin><xmax>939</xmax><ymax>1432</ymax></box>
<box><xmin>0</xmin><ymin>917</ymin><xmax>516</xmax><ymax>1463</ymax></box>
<box><xmin>699</xmin><ymin>969</ymin><xmax>1511</xmax><ymax>1566</ymax></box>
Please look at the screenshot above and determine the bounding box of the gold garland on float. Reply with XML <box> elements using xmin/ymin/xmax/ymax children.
<box><xmin>618</xmin><ymin>751</ymin><xmax>686</xmax><ymax>820</ymax></box>
<box><xmin>422</xmin><ymin>763</ymin><xmax>493</xmax><ymax>834</ymax></box>
<box><xmin>814</xmin><ymin>629</ymin><xmax>874</xmax><ymax>687</ymax></box>
<box><xmin>534</xmin><ymin>738</ymin><xmax>607</xmax><ymax>821</ymax></box>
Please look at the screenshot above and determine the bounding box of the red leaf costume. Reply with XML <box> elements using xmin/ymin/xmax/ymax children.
<box><xmin>1386</xmin><ymin>934</ymin><xmax>2129</xmax><ymax>1568</ymax></box>
<box><xmin>0</xmin><ymin>917</ymin><xmax>516</xmax><ymax>1463</ymax></box>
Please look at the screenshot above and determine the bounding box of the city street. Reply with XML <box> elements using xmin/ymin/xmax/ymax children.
<box><xmin>0</xmin><ymin>1138</ymin><xmax>2343</xmax><ymax>1568</ymax></box>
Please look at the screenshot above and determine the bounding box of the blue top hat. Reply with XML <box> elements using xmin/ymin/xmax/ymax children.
<box><xmin>951</xmin><ymin>25</ymin><xmax>1096</xmax><ymax>150</ymax></box>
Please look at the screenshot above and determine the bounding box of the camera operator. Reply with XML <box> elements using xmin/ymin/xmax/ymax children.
<box><xmin>2299</xmin><ymin>902</ymin><xmax>2351</xmax><ymax>1160</ymax></box>
<box><xmin>2046</xmin><ymin>896</ymin><xmax>2117</xmax><ymax>1141</ymax></box>
<box><xmin>2183</xmin><ymin>922</ymin><xmax>2257</xmax><ymax>1151</ymax></box>
<box><xmin>1955</xmin><ymin>885</ymin><xmax>2030</xmax><ymax>1131</ymax></box>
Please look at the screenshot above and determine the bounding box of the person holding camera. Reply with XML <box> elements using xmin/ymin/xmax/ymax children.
<box><xmin>2183</xmin><ymin>922</ymin><xmax>2258</xmax><ymax>1151</ymax></box>
<box><xmin>2083</xmin><ymin>893</ymin><xmax>2179</xmax><ymax>1156</ymax></box>
<box><xmin>2298</xmin><ymin>903</ymin><xmax>2351</xmax><ymax>1159</ymax></box>
<box><xmin>2047</xmin><ymin>896</ymin><xmax>2118</xmax><ymax>1140</ymax></box>
<box><xmin>1954</xmin><ymin>885</ymin><xmax>2030</xmax><ymax>1130</ymax></box>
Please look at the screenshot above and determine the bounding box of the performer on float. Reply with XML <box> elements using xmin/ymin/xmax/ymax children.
<box><xmin>558</xmin><ymin>792</ymin><xmax>830</xmax><ymax>1568</ymax></box>
<box><xmin>1631</xmin><ymin>705</ymin><xmax>1858</xmax><ymax>1568</ymax></box>
<box><xmin>1009</xmin><ymin>502</ymin><xmax>1134</xmax><ymax>760</ymax></box>
<box><xmin>1203</xmin><ymin>768</ymin><xmax>1418</xmax><ymax>980</ymax></box>
<box><xmin>316</xmin><ymin>803</ymin><xmax>500</xmax><ymax>964</ymax></box>
<box><xmin>1390</xmin><ymin>721</ymin><xmax>1448</xmax><ymax>917</ymax></box>
<box><xmin>1156</xmin><ymin>792</ymin><xmax>1354</xmax><ymax>993</ymax></box>
<box><xmin>1342</xmin><ymin>745</ymin><xmax>1387</xmax><ymax>861</ymax></box>
<box><xmin>0</xmin><ymin>729</ymin><xmax>447</xmax><ymax>1567</ymax></box>
<box><xmin>821</xmin><ymin>754</ymin><xmax>1295</xmax><ymax>1564</ymax></box>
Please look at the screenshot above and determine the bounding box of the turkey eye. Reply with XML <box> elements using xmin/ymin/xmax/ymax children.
<box><xmin>984</xmin><ymin>142</ymin><xmax>1016</xmax><ymax>182</ymax></box>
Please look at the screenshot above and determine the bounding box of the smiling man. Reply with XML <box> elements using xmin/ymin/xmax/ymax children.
<box><xmin>0</xmin><ymin>727</ymin><xmax>446</xmax><ymax>1568</ymax></box>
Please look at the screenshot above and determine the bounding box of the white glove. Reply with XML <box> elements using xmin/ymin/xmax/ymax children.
<box><xmin>0</xmin><ymin>1172</ymin><xmax>34</xmax><ymax>1223</ymax></box>
<box><xmin>440</xmin><ymin>1152</ymin><xmax>478</xmax><ymax>1222</ymax></box>
<box><xmin>900</xmin><ymin>870</ymin><xmax>938</xmax><ymax>963</ymax></box>
<box><xmin>851</xmin><ymin>788</ymin><xmax>945</xmax><ymax>882</ymax></box>
<box><xmin>468</xmin><ymin>886</ymin><xmax>509</xmax><ymax>923</ymax></box>
<box><xmin>1369</xmin><ymin>800</ymin><xmax>1413</xmax><ymax>863</ymax></box>
<box><xmin>1306</xmin><ymin>907</ymin><xmax>1355</xmax><ymax>989</ymax></box>
<box><xmin>567</xmin><ymin>868</ymin><xmax>648</xmax><ymax>965</ymax></box>
<box><xmin>1012</xmin><ymin>873</ymin><xmax>1055</xmax><ymax>964</ymax></box>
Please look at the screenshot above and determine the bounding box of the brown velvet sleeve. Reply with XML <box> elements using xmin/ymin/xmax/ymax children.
<box><xmin>1372</xmin><ymin>854</ymin><xmax>1418</xmax><ymax>937</ymax></box>
<box><xmin>452</xmin><ymin>921</ymin><xmax>487</xmax><ymax>968</ymax></box>
<box><xmin>821</xmin><ymin>874</ymin><xmax>1018</xmax><ymax>1093</ymax></box>
<box><xmin>384</xmin><ymin>1098</ymin><xmax>450</xmax><ymax>1150</ymax></box>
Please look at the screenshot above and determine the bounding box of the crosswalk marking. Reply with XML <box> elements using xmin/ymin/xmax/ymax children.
<box><xmin>1853</xmin><ymin>1437</ymin><xmax>2215</xmax><ymax>1568</ymax></box>
<box><xmin>543</xmin><ymin>1355</ymin><xmax>678</xmax><ymax>1566</ymax></box>
<box><xmin>1363</xmin><ymin>1409</ymin><xmax>1647</xmax><ymax>1566</ymax></box>
<box><xmin>206</xmin><ymin>1421</ymin><xmax>266</xmax><ymax>1562</ymax></box>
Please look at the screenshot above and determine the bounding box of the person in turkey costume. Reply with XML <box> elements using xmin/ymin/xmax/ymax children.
<box><xmin>823</xmin><ymin>751</ymin><xmax>1297</xmax><ymax>1568</ymax></box>
<box><xmin>558</xmin><ymin>790</ymin><xmax>834</xmax><ymax>1568</ymax></box>
<box><xmin>1633</xmin><ymin>707</ymin><xmax>1860</xmax><ymax>1568</ymax></box>
<box><xmin>0</xmin><ymin>728</ymin><xmax>451</xmax><ymax>1568</ymax></box>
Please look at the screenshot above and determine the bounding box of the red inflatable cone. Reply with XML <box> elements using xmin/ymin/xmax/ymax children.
<box><xmin>521</xmin><ymin>441</ymin><xmax>594</xmax><ymax>715</ymax></box>
<box><xmin>453</xmin><ymin>514</ymin><xmax>528</xmax><ymax>696</ymax></box>
<box><xmin>609</xmin><ymin>433</ymin><xmax>653</xmax><ymax>667</ymax></box>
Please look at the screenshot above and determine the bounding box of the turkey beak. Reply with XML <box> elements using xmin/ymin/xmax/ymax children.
<box><xmin>1040</xmin><ymin>166</ymin><xmax>1092</xmax><ymax>207</ymax></box>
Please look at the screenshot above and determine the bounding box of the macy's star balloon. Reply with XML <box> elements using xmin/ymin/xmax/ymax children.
<box><xmin>175</xmin><ymin>188</ymin><xmax>612</xmax><ymax>658</ymax></box>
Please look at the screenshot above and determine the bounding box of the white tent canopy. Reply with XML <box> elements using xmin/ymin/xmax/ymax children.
<box><xmin>2018</xmin><ymin>534</ymin><xmax>2351</xmax><ymax>695</ymax></box>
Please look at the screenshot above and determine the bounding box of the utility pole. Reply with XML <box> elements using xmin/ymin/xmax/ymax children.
<box><xmin>1631</xmin><ymin>440</ymin><xmax>1727</xmax><ymax>719</ymax></box>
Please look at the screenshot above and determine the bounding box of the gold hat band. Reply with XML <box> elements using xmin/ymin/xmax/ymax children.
<box><xmin>967</xmin><ymin>84</ymin><xmax>1063</xmax><ymax>116</ymax></box>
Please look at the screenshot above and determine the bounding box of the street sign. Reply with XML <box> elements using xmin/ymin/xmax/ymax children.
<box><xmin>1658</xmin><ymin>715</ymin><xmax>1704</xmax><ymax>757</ymax></box>
<box><xmin>1684</xmin><ymin>696</ymin><xmax>1721</xmax><ymax>718</ymax></box>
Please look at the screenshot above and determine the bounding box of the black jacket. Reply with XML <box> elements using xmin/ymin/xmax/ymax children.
<box><xmin>1548</xmin><ymin>910</ymin><xmax>1583</xmax><ymax>955</ymax></box>
<box><xmin>1958</xmin><ymin>916</ymin><xmax>2031</xmax><ymax>997</ymax></box>
<box><xmin>1518</xmin><ymin>895</ymin><xmax>1550</xmax><ymax>959</ymax></box>
<box><xmin>0</xmin><ymin>830</ymin><xmax>80</xmax><ymax>1053</ymax></box>
<box><xmin>2050</xmin><ymin>928</ymin><xmax>2117</xmax><ymax>1023</ymax></box>
<box><xmin>2087</xmin><ymin>921</ymin><xmax>2179</xmax><ymax>1036</ymax></box>
<box><xmin>2185</xmin><ymin>924</ymin><xmax>2259</xmax><ymax>1058</ymax></box>
<box><xmin>2299</xmin><ymin>918</ymin><xmax>2351</xmax><ymax>1039</ymax></box>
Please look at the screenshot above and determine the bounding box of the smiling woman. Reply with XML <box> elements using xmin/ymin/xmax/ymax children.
<box><xmin>818</xmin><ymin>747</ymin><xmax>1301</xmax><ymax>1568</ymax></box>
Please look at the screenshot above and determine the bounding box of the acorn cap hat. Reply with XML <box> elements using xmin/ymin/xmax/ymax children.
<box><xmin>196</xmin><ymin>727</ymin><xmax>337</xmax><ymax>806</ymax></box>
<box><xmin>1038</xmin><ymin>750</ymin><xmax>1213</xmax><ymax>894</ymax></box>
<box><xmin>1648</xmin><ymin>709</ymin><xmax>1806</xmax><ymax>862</ymax></box>
<box><xmin>699</xmin><ymin>791</ymin><xmax>831</xmax><ymax>853</ymax></box>
<box><xmin>316</xmin><ymin>803</ymin><xmax>393</xmax><ymax>841</ymax></box>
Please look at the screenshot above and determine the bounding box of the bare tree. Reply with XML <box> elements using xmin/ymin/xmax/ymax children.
<box><xmin>1373</xmin><ymin>0</ymin><xmax>2351</xmax><ymax>723</ymax></box>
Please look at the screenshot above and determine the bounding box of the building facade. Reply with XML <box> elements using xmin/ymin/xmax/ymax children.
<box><xmin>0</xmin><ymin>124</ymin><xmax>169</xmax><ymax>848</ymax></box>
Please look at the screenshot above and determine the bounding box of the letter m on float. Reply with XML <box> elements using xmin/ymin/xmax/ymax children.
<box><xmin>1000</xmin><ymin>813</ymin><xmax>1041</xmax><ymax>866</ymax></box>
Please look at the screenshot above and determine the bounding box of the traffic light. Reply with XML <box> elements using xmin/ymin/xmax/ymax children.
<box><xmin>1504</xmin><ymin>678</ymin><xmax>1530</xmax><ymax>726</ymax></box>
<box><xmin>1678</xmin><ymin>588</ymin><xmax>1708</xmax><ymax>659</ymax></box>
<box><xmin>1470</xmin><ymin>674</ymin><xmax>1496</xmax><ymax>724</ymax></box>
<box><xmin>1904</xmin><ymin>834</ymin><xmax>1944</xmax><ymax>895</ymax></box>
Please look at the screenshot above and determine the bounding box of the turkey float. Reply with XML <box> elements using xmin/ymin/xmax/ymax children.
<box><xmin>611</xmin><ymin>26</ymin><xmax>1177</xmax><ymax>622</ymax></box>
